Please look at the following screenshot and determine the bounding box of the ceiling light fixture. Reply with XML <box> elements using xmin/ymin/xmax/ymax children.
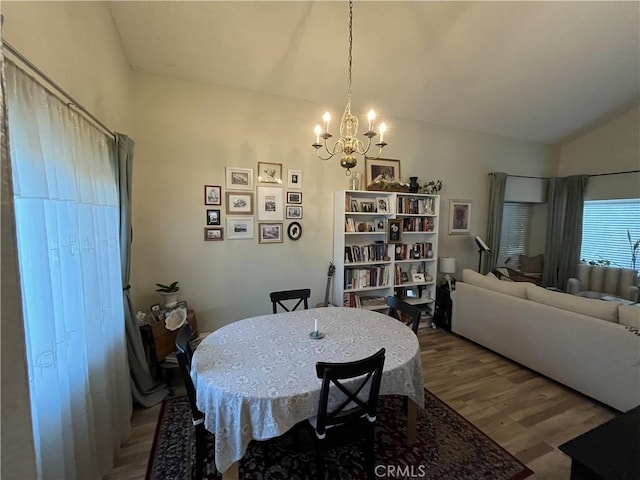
<box><xmin>312</xmin><ymin>0</ymin><xmax>388</xmax><ymax>175</ymax></box>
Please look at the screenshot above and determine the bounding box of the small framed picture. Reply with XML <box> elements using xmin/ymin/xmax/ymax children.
<box><xmin>259</xmin><ymin>223</ymin><xmax>283</xmax><ymax>243</ymax></box>
<box><xmin>286</xmin><ymin>206</ymin><xmax>303</xmax><ymax>219</ymax></box>
<box><xmin>388</xmin><ymin>219</ymin><xmax>402</xmax><ymax>243</ymax></box>
<box><xmin>225</xmin><ymin>167</ymin><xmax>253</xmax><ymax>190</ymax></box>
<box><xmin>350</xmin><ymin>199</ymin><xmax>359</xmax><ymax>212</ymax></box>
<box><xmin>176</xmin><ymin>300</ymin><xmax>189</xmax><ymax>310</ymax></box>
<box><xmin>204</xmin><ymin>227</ymin><xmax>224</xmax><ymax>241</ymax></box>
<box><xmin>287</xmin><ymin>191</ymin><xmax>302</xmax><ymax>204</ymax></box>
<box><xmin>376</xmin><ymin>197</ymin><xmax>389</xmax><ymax>213</ymax></box>
<box><xmin>226</xmin><ymin>192</ymin><xmax>254</xmax><ymax>215</ymax></box>
<box><xmin>374</xmin><ymin>218</ymin><xmax>386</xmax><ymax>232</ymax></box>
<box><xmin>449</xmin><ymin>199</ymin><xmax>472</xmax><ymax>235</ymax></box>
<box><xmin>257</xmin><ymin>162</ymin><xmax>283</xmax><ymax>184</ymax></box>
<box><xmin>150</xmin><ymin>304</ymin><xmax>162</xmax><ymax>322</ymax></box>
<box><xmin>359</xmin><ymin>201</ymin><xmax>375</xmax><ymax>213</ymax></box>
<box><xmin>288</xmin><ymin>169</ymin><xmax>303</xmax><ymax>189</ymax></box>
<box><xmin>206</xmin><ymin>209</ymin><xmax>221</xmax><ymax>225</ymax></box>
<box><xmin>257</xmin><ymin>186</ymin><xmax>284</xmax><ymax>220</ymax></box>
<box><xmin>287</xmin><ymin>221</ymin><xmax>302</xmax><ymax>241</ymax></box>
<box><xmin>411</xmin><ymin>272</ymin><xmax>426</xmax><ymax>283</ymax></box>
<box><xmin>226</xmin><ymin>216</ymin><xmax>255</xmax><ymax>240</ymax></box>
<box><xmin>204</xmin><ymin>185</ymin><xmax>222</xmax><ymax>205</ymax></box>
<box><xmin>365</xmin><ymin>157</ymin><xmax>401</xmax><ymax>186</ymax></box>
<box><xmin>401</xmin><ymin>272</ymin><xmax>409</xmax><ymax>283</ymax></box>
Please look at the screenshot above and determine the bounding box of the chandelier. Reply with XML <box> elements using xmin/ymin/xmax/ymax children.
<box><xmin>312</xmin><ymin>0</ymin><xmax>388</xmax><ymax>175</ymax></box>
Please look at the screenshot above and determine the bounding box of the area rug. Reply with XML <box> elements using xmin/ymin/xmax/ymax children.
<box><xmin>146</xmin><ymin>389</ymin><xmax>533</xmax><ymax>480</ymax></box>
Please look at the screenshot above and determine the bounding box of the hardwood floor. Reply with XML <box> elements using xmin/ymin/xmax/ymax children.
<box><xmin>106</xmin><ymin>327</ymin><xmax>616</xmax><ymax>480</ymax></box>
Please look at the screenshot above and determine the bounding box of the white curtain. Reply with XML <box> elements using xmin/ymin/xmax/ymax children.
<box><xmin>5</xmin><ymin>61</ymin><xmax>131</xmax><ymax>479</ymax></box>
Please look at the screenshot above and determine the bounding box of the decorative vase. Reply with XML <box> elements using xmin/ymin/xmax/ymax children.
<box><xmin>409</xmin><ymin>177</ymin><xmax>420</xmax><ymax>193</ymax></box>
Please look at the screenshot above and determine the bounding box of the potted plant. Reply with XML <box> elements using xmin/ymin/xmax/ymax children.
<box><xmin>156</xmin><ymin>281</ymin><xmax>180</xmax><ymax>308</ymax></box>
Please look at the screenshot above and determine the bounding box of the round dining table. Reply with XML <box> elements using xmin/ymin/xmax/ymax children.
<box><xmin>191</xmin><ymin>306</ymin><xmax>424</xmax><ymax>477</ymax></box>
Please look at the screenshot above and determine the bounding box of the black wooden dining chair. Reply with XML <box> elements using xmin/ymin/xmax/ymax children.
<box><xmin>175</xmin><ymin>324</ymin><xmax>209</xmax><ymax>478</ymax></box>
<box><xmin>308</xmin><ymin>348</ymin><xmax>386</xmax><ymax>480</ymax></box>
<box><xmin>386</xmin><ymin>295</ymin><xmax>421</xmax><ymax>334</ymax></box>
<box><xmin>270</xmin><ymin>288</ymin><xmax>311</xmax><ymax>313</ymax></box>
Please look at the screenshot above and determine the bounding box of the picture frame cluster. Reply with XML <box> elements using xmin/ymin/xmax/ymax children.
<box><xmin>201</xmin><ymin>164</ymin><xmax>304</xmax><ymax>243</ymax></box>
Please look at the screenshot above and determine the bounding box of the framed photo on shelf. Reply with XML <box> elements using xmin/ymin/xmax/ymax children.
<box><xmin>287</xmin><ymin>221</ymin><xmax>302</xmax><ymax>241</ymax></box>
<box><xmin>226</xmin><ymin>192</ymin><xmax>254</xmax><ymax>215</ymax></box>
<box><xmin>225</xmin><ymin>167</ymin><xmax>253</xmax><ymax>191</ymax></box>
<box><xmin>365</xmin><ymin>157</ymin><xmax>401</xmax><ymax>186</ymax></box>
<box><xmin>350</xmin><ymin>199</ymin><xmax>359</xmax><ymax>212</ymax></box>
<box><xmin>259</xmin><ymin>223</ymin><xmax>283</xmax><ymax>243</ymax></box>
<box><xmin>376</xmin><ymin>197</ymin><xmax>389</xmax><ymax>213</ymax></box>
<box><xmin>388</xmin><ymin>219</ymin><xmax>402</xmax><ymax>243</ymax></box>
<box><xmin>257</xmin><ymin>162</ymin><xmax>283</xmax><ymax>184</ymax></box>
<box><xmin>204</xmin><ymin>185</ymin><xmax>222</xmax><ymax>205</ymax></box>
<box><xmin>374</xmin><ymin>218</ymin><xmax>385</xmax><ymax>232</ymax></box>
<box><xmin>359</xmin><ymin>201</ymin><xmax>375</xmax><ymax>213</ymax></box>
<box><xmin>226</xmin><ymin>216</ymin><xmax>254</xmax><ymax>240</ymax></box>
<box><xmin>449</xmin><ymin>199</ymin><xmax>472</xmax><ymax>234</ymax></box>
<box><xmin>204</xmin><ymin>227</ymin><xmax>224</xmax><ymax>241</ymax></box>
<box><xmin>286</xmin><ymin>206</ymin><xmax>303</xmax><ymax>219</ymax></box>
<box><xmin>206</xmin><ymin>209</ymin><xmax>221</xmax><ymax>225</ymax></box>
<box><xmin>287</xmin><ymin>169</ymin><xmax>303</xmax><ymax>189</ymax></box>
<box><xmin>287</xmin><ymin>191</ymin><xmax>302</xmax><ymax>204</ymax></box>
<box><xmin>411</xmin><ymin>272</ymin><xmax>426</xmax><ymax>283</ymax></box>
<box><xmin>257</xmin><ymin>186</ymin><xmax>284</xmax><ymax>220</ymax></box>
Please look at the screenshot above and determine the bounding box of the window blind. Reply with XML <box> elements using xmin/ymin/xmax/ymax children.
<box><xmin>498</xmin><ymin>203</ymin><xmax>532</xmax><ymax>268</ymax></box>
<box><xmin>581</xmin><ymin>199</ymin><xmax>640</xmax><ymax>269</ymax></box>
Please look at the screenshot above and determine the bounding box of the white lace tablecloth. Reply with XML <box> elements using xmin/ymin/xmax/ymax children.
<box><xmin>192</xmin><ymin>307</ymin><xmax>424</xmax><ymax>473</ymax></box>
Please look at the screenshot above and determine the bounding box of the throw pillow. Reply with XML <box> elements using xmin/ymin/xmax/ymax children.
<box><xmin>618</xmin><ymin>305</ymin><xmax>640</xmax><ymax>329</ymax></box>
<box><xmin>526</xmin><ymin>286</ymin><xmax>619</xmax><ymax>323</ymax></box>
<box><xmin>519</xmin><ymin>254</ymin><xmax>543</xmax><ymax>274</ymax></box>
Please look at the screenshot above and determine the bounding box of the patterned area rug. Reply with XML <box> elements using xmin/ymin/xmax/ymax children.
<box><xmin>146</xmin><ymin>389</ymin><xmax>533</xmax><ymax>479</ymax></box>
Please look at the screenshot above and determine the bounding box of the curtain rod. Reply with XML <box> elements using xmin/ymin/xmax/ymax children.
<box><xmin>2</xmin><ymin>40</ymin><xmax>116</xmax><ymax>139</ymax></box>
<box><xmin>489</xmin><ymin>170</ymin><xmax>640</xmax><ymax>180</ymax></box>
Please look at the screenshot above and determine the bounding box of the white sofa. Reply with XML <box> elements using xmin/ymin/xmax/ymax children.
<box><xmin>452</xmin><ymin>269</ymin><xmax>640</xmax><ymax>412</ymax></box>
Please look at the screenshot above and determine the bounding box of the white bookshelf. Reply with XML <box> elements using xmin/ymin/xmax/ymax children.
<box><xmin>333</xmin><ymin>190</ymin><xmax>440</xmax><ymax>313</ymax></box>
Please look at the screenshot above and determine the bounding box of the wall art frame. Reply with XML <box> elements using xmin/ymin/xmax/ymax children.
<box><xmin>287</xmin><ymin>169</ymin><xmax>303</xmax><ymax>189</ymax></box>
<box><xmin>257</xmin><ymin>186</ymin><xmax>283</xmax><ymax>220</ymax></box>
<box><xmin>206</xmin><ymin>209</ymin><xmax>221</xmax><ymax>225</ymax></box>
<box><xmin>258</xmin><ymin>223</ymin><xmax>283</xmax><ymax>244</ymax></box>
<box><xmin>257</xmin><ymin>162</ymin><xmax>283</xmax><ymax>184</ymax></box>
<box><xmin>286</xmin><ymin>191</ymin><xmax>302</xmax><ymax>204</ymax></box>
<box><xmin>365</xmin><ymin>157</ymin><xmax>401</xmax><ymax>186</ymax></box>
<box><xmin>225</xmin><ymin>167</ymin><xmax>253</xmax><ymax>191</ymax></box>
<box><xmin>226</xmin><ymin>216</ymin><xmax>255</xmax><ymax>240</ymax></box>
<box><xmin>225</xmin><ymin>191</ymin><xmax>254</xmax><ymax>215</ymax></box>
<box><xmin>204</xmin><ymin>185</ymin><xmax>222</xmax><ymax>205</ymax></box>
<box><xmin>287</xmin><ymin>221</ymin><xmax>302</xmax><ymax>241</ymax></box>
<box><xmin>449</xmin><ymin>199</ymin><xmax>472</xmax><ymax>235</ymax></box>
<box><xmin>204</xmin><ymin>227</ymin><xmax>224</xmax><ymax>241</ymax></box>
<box><xmin>286</xmin><ymin>206</ymin><xmax>303</xmax><ymax>219</ymax></box>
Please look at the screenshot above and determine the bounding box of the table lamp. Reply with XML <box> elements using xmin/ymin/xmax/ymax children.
<box><xmin>440</xmin><ymin>257</ymin><xmax>456</xmax><ymax>292</ymax></box>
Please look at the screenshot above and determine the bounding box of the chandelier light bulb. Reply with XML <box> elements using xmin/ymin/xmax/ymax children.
<box><xmin>379</xmin><ymin>122</ymin><xmax>387</xmax><ymax>142</ymax></box>
<box><xmin>367</xmin><ymin>109</ymin><xmax>376</xmax><ymax>131</ymax></box>
<box><xmin>314</xmin><ymin>125</ymin><xmax>322</xmax><ymax>143</ymax></box>
<box><xmin>322</xmin><ymin>112</ymin><xmax>331</xmax><ymax>132</ymax></box>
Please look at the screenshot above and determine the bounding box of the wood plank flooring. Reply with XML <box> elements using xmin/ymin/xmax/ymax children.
<box><xmin>106</xmin><ymin>327</ymin><xmax>616</xmax><ymax>480</ymax></box>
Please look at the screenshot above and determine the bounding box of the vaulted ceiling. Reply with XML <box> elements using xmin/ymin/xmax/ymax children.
<box><xmin>108</xmin><ymin>1</ymin><xmax>640</xmax><ymax>145</ymax></box>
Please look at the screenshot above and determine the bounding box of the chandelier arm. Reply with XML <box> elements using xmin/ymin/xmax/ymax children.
<box><xmin>315</xmin><ymin>150</ymin><xmax>335</xmax><ymax>161</ymax></box>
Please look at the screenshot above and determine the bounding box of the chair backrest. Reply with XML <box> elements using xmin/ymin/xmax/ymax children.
<box><xmin>270</xmin><ymin>288</ymin><xmax>311</xmax><ymax>313</ymax></box>
<box><xmin>577</xmin><ymin>264</ymin><xmax>638</xmax><ymax>297</ymax></box>
<box><xmin>314</xmin><ymin>348</ymin><xmax>386</xmax><ymax>438</ymax></box>
<box><xmin>175</xmin><ymin>324</ymin><xmax>203</xmax><ymax>424</ymax></box>
<box><xmin>386</xmin><ymin>296</ymin><xmax>421</xmax><ymax>334</ymax></box>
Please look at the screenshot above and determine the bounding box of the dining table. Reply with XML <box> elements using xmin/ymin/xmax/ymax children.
<box><xmin>191</xmin><ymin>306</ymin><xmax>425</xmax><ymax>479</ymax></box>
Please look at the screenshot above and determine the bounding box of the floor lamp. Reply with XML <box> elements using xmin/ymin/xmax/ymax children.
<box><xmin>440</xmin><ymin>257</ymin><xmax>456</xmax><ymax>292</ymax></box>
<box><xmin>475</xmin><ymin>236</ymin><xmax>491</xmax><ymax>272</ymax></box>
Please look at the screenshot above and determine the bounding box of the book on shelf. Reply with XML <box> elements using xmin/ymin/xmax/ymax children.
<box><xmin>359</xmin><ymin>295</ymin><xmax>387</xmax><ymax>307</ymax></box>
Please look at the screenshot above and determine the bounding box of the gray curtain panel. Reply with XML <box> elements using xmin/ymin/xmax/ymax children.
<box><xmin>543</xmin><ymin>176</ymin><xmax>588</xmax><ymax>289</ymax></box>
<box><xmin>485</xmin><ymin>172</ymin><xmax>507</xmax><ymax>274</ymax></box>
<box><xmin>116</xmin><ymin>133</ymin><xmax>169</xmax><ymax>407</ymax></box>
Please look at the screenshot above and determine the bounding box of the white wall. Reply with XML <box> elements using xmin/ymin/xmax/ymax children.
<box><xmin>1</xmin><ymin>2</ymin><xmax>133</xmax><ymax>477</ymax></box>
<box><xmin>129</xmin><ymin>72</ymin><xmax>553</xmax><ymax>330</ymax></box>
<box><xmin>558</xmin><ymin>106</ymin><xmax>640</xmax><ymax>200</ymax></box>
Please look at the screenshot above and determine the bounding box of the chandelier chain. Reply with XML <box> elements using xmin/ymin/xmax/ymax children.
<box><xmin>347</xmin><ymin>0</ymin><xmax>353</xmax><ymax>100</ymax></box>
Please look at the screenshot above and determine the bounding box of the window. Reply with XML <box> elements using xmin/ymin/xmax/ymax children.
<box><xmin>581</xmin><ymin>199</ymin><xmax>640</xmax><ymax>269</ymax></box>
<box><xmin>498</xmin><ymin>203</ymin><xmax>532</xmax><ymax>268</ymax></box>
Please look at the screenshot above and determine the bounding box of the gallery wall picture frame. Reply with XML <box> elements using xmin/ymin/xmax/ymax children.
<box><xmin>257</xmin><ymin>162</ymin><xmax>283</xmax><ymax>184</ymax></box>
<box><xmin>388</xmin><ymin>219</ymin><xmax>402</xmax><ymax>244</ymax></box>
<box><xmin>225</xmin><ymin>167</ymin><xmax>253</xmax><ymax>191</ymax></box>
<box><xmin>204</xmin><ymin>227</ymin><xmax>224</xmax><ymax>241</ymax></box>
<box><xmin>206</xmin><ymin>209</ymin><xmax>221</xmax><ymax>225</ymax></box>
<box><xmin>449</xmin><ymin>199</ymin><xmax>472</xmax><ymax>235</ymax></box>
<box><xmin>226</xmin><ymin>216</ymin><xmax>255</xmax><ymax>240</ymax></box>
<box><xmin>257</xmin><ymin>186</ymin><xmax>283</xmax><ymax>220</ymax></box>
<box><xmin>286</xmin><ymin>191</ymin><xmax>302</xmax><ymax>204</ymax></box>
<box><xmin>287</xmin><ymin>169</ymin><xmax>303</xmax><ymax>189</ymax></box>
<box><xmin>286</xmin><ymin>206</ymin><xmax>303</xmax><ymax>219</ymax></box>
<box><xmin>287</xmin><ymin>221</ymin><xmax>302</xmax><ymax>241</ymax></box>
<box><xmin>226</xmin><ymin>192</ymin><xmax>254</xmax><ymax>215</ymax></box>
<box><xmin>204</xmin><ymin>185</ymin><xmax>222</xmax><ymax>205</ymax></box>
<box><xmin>365</xmin><ymin>157</ymin><xmax>401</xmax><ymax>186</ymax></box>
<box><xmin>258</xmin><ymin>223</ymin><xmax>283</xmax><ymax>244</ymax></box>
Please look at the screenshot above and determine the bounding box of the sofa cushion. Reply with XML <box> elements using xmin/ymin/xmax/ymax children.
<box><xmin>618</xmin><ymin>305</ymin><xmax>640</xmax><ymax>329</ymax></box>
<box><xmin>526</xmin><ymin>285</ymin><xmax>619</xmax><ymax>323</ymax></box>
<box><xmin>462</xmin><ymin>269</ymin><xmax>530</xmax><ymax>298</ymax></box>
